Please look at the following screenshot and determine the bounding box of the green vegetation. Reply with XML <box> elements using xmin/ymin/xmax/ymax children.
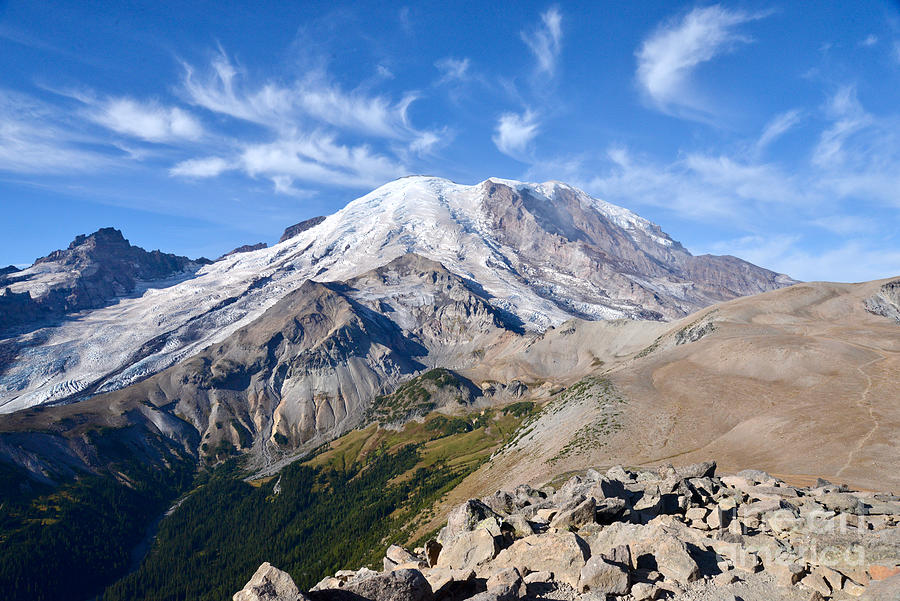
<box><xmin>367</xmin><ymin>368</ymin><xmax>468</xmax><ymax>424</ymax></box>
<box><xmin>0</xmin><ymin>429</ymin><xmax>195</xmax><ymax>601</ymax></box>
<box><xmin>104</xmin><ymin>407</ymin><xmax>527</xmax><ymax>601</ymax></box>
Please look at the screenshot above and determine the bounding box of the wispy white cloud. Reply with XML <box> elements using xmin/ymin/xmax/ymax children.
<box><xmin>754</xmin><ymin>109</ymin><xmax>802</xmax><ymax>155</ymax></box>
<box><xmin>522</xmin><ymin>7</ymin><xmax>563</xmax><ymax>76</ymax></box>
<box><xmin>239</xmin><ymin>132</ymin><xmax>406</xmax><ymax>190</ymax></box>
<box><xmin>0</xmin><ymin>90</ymin><xmax>113</xmax><ymax>173</ymax></box>
<box><xmin>812</xmin><ymin>86</ymin><xmax>871</xmax><ymax>167</ymax></box>
<box><xmin>182</xmin><ymin>50</ymin><xmax>426</xmax><ymax>140</ymax></box>
<box><xmin>706</xmin><ymin>235</ymin><xmax>900</xmax><ymax>282</ymax></box>
<box><xmin>90</xmin><ymin>97</ymin><xmax>204</xmax><ymax>142</ymax></box>
<box><xmin>493</xmin><ymin>110</ymin><xmax>540</xmax><ymax>160</ymax></box>
<box><xmin>588</xmin><ymin>146</ymin><xmax>805</xmax><ymax>223</ymax></box>
<box><xmin>860</xmin><ymin>34</ymin><xmax>878</xmax><ymax>47</ymax></box>
<box><xmin>169</xmin><ymin>156</ymin><xmax>232</xmax><ymax>178</ymax></box>
<box><xmin>435</xmin><ymin>57</ymin><xmax>470</xmax><ymax>84</ymax></box>
<box><xmin>636</xmin><ymin>5</ymin><xmax>765</xmax><ymax>119</ymax></box>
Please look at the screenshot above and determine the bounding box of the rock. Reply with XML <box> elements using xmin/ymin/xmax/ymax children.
<box><xmin>714</xmin><ymin>572</ymin><xmax>739</xmax><ymax>585</ymax></box>
<box><xmin>387</xmin><ymin>545</ymin><xmax>419</xmax><ymax>566</ymax></box>
<box><xmin>502</xmin><ymin>514</ymin><xmax>535</xmax><ymax>538</ymax></box>
<box><xmin>653</xmin><ymin>536</ymin><xmax>700</xmax><ymax>584</ymax></box>
<box><xmin>869</xmin><ymin>565</ymin><xmax>900</xmax><ymax>581</ymax></box>
<box><xmin>603</xmin><ymin>545</ymin><xmax>631</xmax><ymax>569</ymax></box>
<box><xmin>844</xmin><ymin>580</ymin><xmax>867</xmax><ymax>596</ymax></box>
<box><xmin>234</xmin><ymin>563</ymin><xmax>308</xmax><ymax>601</ymax></box>
<box><xmin>818</xmin><ymin>493</ymin><xmax>868</xmax><ymax>515</ymax></box>
<box><xmin>279</xmin><ymin>216</ymin><xmax>326</xmax><ymax>242</ymax></box>
<box><xmin>550</xmin><ymin>496</ymin><xmax>596</xmax><ymax>531</ymax></box>
<box><xmin>493</xmin><ymin>531</ymin><xmax>589</xmax><ymax>588</ymax></box>
<box><xmin>425</xmin><ymin>540</ymin><xmax>442</xmax><ymax>567</ymax></box>
<box><xmin>423</xmin><ymin>568</ymin><xmax>474</xmax><ymax>599</ymax></box>
<box><xmin>738</xmin><ymin>499</ymin><xmax>795</xmax><ymax>519</ymax></box>
<box><xmin>595</xmin><ymin>498</ymin><xmax>627</xmax><ymax>521</ymax></box>
<box><xmin>436</xmin><ymin>529</ymin><xmax>498</xmax><ymax>570</ymax></box>
<box><xmin>675</xmin><ymin>461</ymin><xmax>717</xmax><ymax>479</ymax></box>
<box><xmin>438</xmin><ymin>500</ymin><xmax>502</xmax><ymax>546</ymax></box>
<box><xmin>630</xmin><ymin>582</ymin><xmax>655</xmax><ymax>601</ymax></box>
<box><xmin>578</xmin><ymin>556</ymin><xmax>630</xmax><ymax>595</ymax></box>
<box><xmin>817</xmin><ymin>566</ymin><xmax>844</xmax><ymax>591</ymax></box>
<box><xmin>861</xmin><ymin>573</ymin><xmax>900</xmax><ymax>601</ymax></box>
<box><xmin>770</xmin><ymin>562</ymin><xmax>806</xmax><ymax>588</ymax></box>
<box><xmin>606</xmin><ymin>466</ymin><xmax>632</xmax><ymax>482</ymax></box>
<box><xmin>736</xmin><ymin>469</ymin><xmax>772</xmax><ymax>483</ymax></box>
<box><xmin>485</xmin><ymin>567</ymin><xmax>526</xmax><ymax>599</ymax></box>
<box><xmin>801</xmin><ymin>572</ymin><xmax>831</xmax><ymax>596</ymax></box>
<box><xmin>523</xmin><ymin>571</ymin><xmax>553</xmax><ymax>584</ymax></box>
<box><xmin>339</xmin><ymin>569</ymin><xmax>432</xmax><ymax>601</ymax></box>
<box><xmin>482</xmin><ymin>491</ymin><xmax>517</xmax><ymax>516</ymax></box>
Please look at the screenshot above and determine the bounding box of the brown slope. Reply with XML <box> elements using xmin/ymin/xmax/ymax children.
<box><xmin>442</xmin><ymin>276</ymin><xmax>900</xmax><ymax>512</ymax></box>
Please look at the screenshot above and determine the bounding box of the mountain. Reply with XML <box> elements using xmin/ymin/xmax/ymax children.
<box><xmin>0</xmin><ymin>176</ymin><xmax>792</xmax><ymax>414</ymax></box>
<box><xmin>279</xmin><ymin>215</ymin><xmax>326</xmax><ymax>242</ymax></box>
<box><xmin>217</xmin><ymin>242</ymin><xmax>268</xmax><ymax>260</ymax></box>
<box><xmin>0</xmin><ymin>227</ymin><xmax>208</xmax><ymax>335</ymax></box>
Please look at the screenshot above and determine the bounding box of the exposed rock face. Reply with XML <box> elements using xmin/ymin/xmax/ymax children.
<box><xmin>279</xmin><ymin>216</ymin><xmax>326</xmax><ymax>243</ymax></box>
<box><xmin>251</xmin><ymin>462</ymin><xmax>900</xmax><ymax>601</ymax></box>
<box><xmin>0</xmin><ymin>227</ymin><xmax>205</xmax><ymax>334</ymax></box>
<box><xmin>865</xmin><ymin>279</ymin><xmax>900</xmax><ymax>323</ymax></box>
<box><xmin>219</xmin><ymin>243</ymin><xmax>268</xmax><ymax>260</ymax></box>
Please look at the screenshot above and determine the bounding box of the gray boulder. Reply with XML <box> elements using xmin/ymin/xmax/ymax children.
<box><xmin>234</xmin><ymin>563</ymin><xmax>309</xmax><ymax>601</ymax></box>
<box><xmin>578</xmin><ymin>556</ymin><xmax>630</xmax><ymax>595</ymax></box>
<box><xmin>341</xmin><ymin>569</ymin><xmax>432</xmax><ymax>601</ymax></box>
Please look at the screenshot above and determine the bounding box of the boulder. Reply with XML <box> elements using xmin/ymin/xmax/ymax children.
<box><xmin>578</xmin><ymin>556</ymin><xmax>630</xmax><ymax>595</ymax></box>
<box><xmin>482</xmin><ymin>491</ymin><xmax>517</xmax><ymax>516</ymax></box>
<box><xmin>493</xmin><ymin>532</ymin><xmax>589</xmax><ymax>588</ymax></box>
<box><xmin>800</xmin><ymin>572</ymin><xmax>831</xmax><ymax>596</ymax></box>
<box><xmin>438</xmin><ymin>500</ymin><xmax>502</xmax><ymax>546</ymax></box>
<box><xmin>485</xmin><ymin>567</ymin><xmax>526</xmax><ymax>599</ymax></box>
<box><xmin>338</xmin><ymin>569</ymin><xmax>432</xmax><ymax>601</ymax></box>
<box><xmin>234</xmin><ymin>563</ymin><xmax>308</xmax><ymax>601</ymax></box>
<box><xmin>423</xmin><ymin>568</ymin><xmax>474</xmax><ymax>600</ymax></box>
<box><xmin>386</xmin><ymin>545</ymin><xmax>419</xmax><ymax>566</ymax></box>
<box><xmin>674</xmin><ymin>461</ymin><xmax>716</xmax><ymax>480</ymax></box>
<box><xmin>436</xmin><ymin>529</ymin><xmax>498</xmax><ymax>570</ymax></box>
<box><xmin>549</xmin><ymin>496</ymin><xmax>596</xmax><ymax>531</ymax></box>
<box><xmin>652</xmin><ymin>536</ymin><xmax>699</xmax><ymax>584</ymax></box>
<box><xmin>502</xmin><ymin>514</ymin><xmax>534</xmax><ymax>538</ymax></box>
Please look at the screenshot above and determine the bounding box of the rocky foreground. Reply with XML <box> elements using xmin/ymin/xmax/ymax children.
<box><xmin>235</xmin><ymin>463</ymin><xmax>900</xmax><ymax>601</ymax></box>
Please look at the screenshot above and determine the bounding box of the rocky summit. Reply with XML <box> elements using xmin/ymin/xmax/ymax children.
<box><xmin>236</xmin><ymin>462</ymin><xmax>900</xmax><ymax>601</ymax></box>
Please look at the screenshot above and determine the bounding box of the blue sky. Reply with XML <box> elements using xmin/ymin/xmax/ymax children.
<box><xmin>1</xmin><ymin>1</ymin><xmax>899</xmax><ymax>281</ymax></box>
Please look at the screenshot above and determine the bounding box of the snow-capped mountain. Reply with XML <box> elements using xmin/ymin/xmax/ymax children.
<box><xmin>0</xmin><ymin>176</ymin><xmax>792</xmax><ymax>414</ymax></box>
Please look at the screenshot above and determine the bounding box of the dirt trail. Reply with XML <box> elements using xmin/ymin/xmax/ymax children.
<box><xmin>836</xmin><ymin>355</ymin><xmax>885</xmax><ymax>478</ymax></box>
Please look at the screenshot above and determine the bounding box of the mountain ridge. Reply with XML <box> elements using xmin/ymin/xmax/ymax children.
<box><xmin>0</xmin><ymin>176</ymin><xmax>793</xmax><ymax>414</ymax></box>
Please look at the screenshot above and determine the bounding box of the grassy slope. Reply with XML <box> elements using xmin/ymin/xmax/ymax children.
<box><xmin>102</xmin><ymin>406</ymin><xmax>534</xmax><ymax>601</ymax></box>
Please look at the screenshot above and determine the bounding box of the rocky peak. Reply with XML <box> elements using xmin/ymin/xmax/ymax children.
<box><xmin>218</xmin><ymin>242</ymin><xmax>269</xmax><ymax>261</ymax></box>
<box><xmin>280</xmin><ymin>216</ymin><xmax>326</xmax><ymax>243</ymax></box>
<box><xmin>0</xmin><ymin>227</ymin><xmax>206</xmax><ymax>335</ymax></box>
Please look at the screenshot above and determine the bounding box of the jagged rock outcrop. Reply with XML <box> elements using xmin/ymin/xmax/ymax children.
<box><xmin>280</xmin><ymin>216</ymin><xmax>326</xmax><ymax>243</ymax></box>
<box><xmin>865</xmin><ymin>279</ymin><xmax>900</xmax><ymax>323</ymax></box>
<box><xmin>0</xmin><ymin>227</ymin><xmax>206</xmax><ymax>334</ymax></box>
<box><xmin>240</xmin><ymin>463</ymin><xmax>900</xmax><ymax>601</ymax></box>
<box><xmin>219</xmin><ymin>242</ymin><xmax>268</xmax><ymax>260</ymax></box>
